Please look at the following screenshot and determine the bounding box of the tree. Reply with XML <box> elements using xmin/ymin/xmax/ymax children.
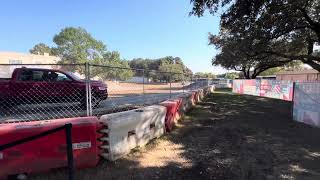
<box><xmin>190</xmin><ymin>0</ymin><xmax>320</xmax><ymax>71</ymax></box>
<box><xmin>53</xmin><ymin>27</ymin><xmax>106</xmax><ymax>73</ymax></box>
<box><xmin>195</xmin><ymin>72</ymin><xmax>216</xmax><ymax>79</ymax></box>
<box><xmin>36</xmin><ymin>26</ymin><xmax>133</xmax><ymax>80</ymax></box>
<box><xmin>91</xmin><ymin>51</ymin><xmax>134</xmax><ymax>81</ymax></box>
<box><xmin>210</xmin><ymin>32</ymin><xmax>291</xmax><ymax>78</ymax></box>
<box><xmin>225</xmin><ymin>72</ymin><xmax>239</xmax><ymax>79</ymax></box>
<box><xmin>158</xmin><ymin>62</ymin><xmax>184</xmax><ymax>82</ymax></box>
<box><xmin>129</xmin><ymin>56</ymin><xmax>192</xmax><ymax>81</ymax></box>
<box><xmin>259</xmin><ymin>67</ymin><xmax>282</xmax><ymax>76</ymax></box>
<box><xmin>283</xmin><ymin>60</ymin><xmax>305</xmax><ymax>71</ymax></box>
<box><xmin>29</xmin><ymin>43</ymin><xmax>54</xmax><ymax>55</ymax></box>
<box><xmin>259</xmin><ymin>60</ymin><xmax>305</xmax><ymax>76</ymax></box>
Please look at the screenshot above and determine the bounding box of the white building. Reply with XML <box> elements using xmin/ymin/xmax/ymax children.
<box><xmin>0</xmin><ymin>51</ymin><xmax>60</xmax><ymax>78</ymax></box>
<box><xmin>125</xmin><ymin>76</ymin><xmax>152</xmax><ymax>83</ymax></box>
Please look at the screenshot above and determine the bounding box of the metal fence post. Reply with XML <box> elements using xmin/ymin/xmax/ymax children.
<box><xmin>182</xmin><ymin>73</ymin><xmax>185</xmax><ymax>93</ymax></box>
<box><xmin>291</xmin><ymin>82</ymin><xmax>296</xmax><ymax>120</ymax></box>
<box><xmin>65</xmin><ymin>123</ymin><xmax>74</xmax><ymax>180</ymax></box>
<box><xmin>142</xmin><ymin>70</ymin><xmax>145</xmax><ymax>103</ymax></box>
<box><xmin>190</xmin><ymin>74</ymin><xmax>193</xmax><ymax>91</ymax></box>
<box><xmin>170</xmin><ymin>72</ymin><xmax>173</xmax><ymax>98</ymax></box>
<box><xmin>195</xmin><ymin>76</ymin><xmax>197</xmax><ymax>90</ymax></box>
<box><xmin>85</xmin><ymin>62</ymin><xmax>90</xmax><ymax>116</ymax></box>
<box><xmin>87</xmin><ymin>63</ymin><xmax>92</xmax><ymax>116</ymax></box>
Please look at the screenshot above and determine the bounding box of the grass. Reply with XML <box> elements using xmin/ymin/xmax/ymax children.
<box><xmin>29</xmin><ymin>89</ymin><xmax>320</xmax><ymax>180</ymax></box>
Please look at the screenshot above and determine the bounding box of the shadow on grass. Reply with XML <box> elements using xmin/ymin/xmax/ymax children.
<box><xmin>29</xmin><ymin>89</ymin><xmax>320</xmax><ymax>180</ymax></box>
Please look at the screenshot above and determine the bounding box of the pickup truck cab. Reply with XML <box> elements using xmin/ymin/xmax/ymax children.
<box><xmin>0</xmin><ymin>67</ymin><xmax>108</xmax><ymax>109</ymax></box>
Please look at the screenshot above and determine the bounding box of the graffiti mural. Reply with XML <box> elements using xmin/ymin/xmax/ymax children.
<box><xmin>233</xmin><ymin>80</ymin><xmax>293</xmax><ymax>101</ymax></box>
<box><xmin>243</xmin><ymin>80</ymin><xmax>260</xmax><ymax>96</ymax></box>
<box><xmin>232</xmin><ymin>80</ymin><xmax>244</xmax><ymax>94</ymax></box>
<box><xmin>260</xmin><ymin>80</ymin><xmax>293</xmax><ymax>101</ymax></box>
<box><xmin>293</xmin><ymin>82</ymin><xmax>320</xmax><ymax>127</ymax></box>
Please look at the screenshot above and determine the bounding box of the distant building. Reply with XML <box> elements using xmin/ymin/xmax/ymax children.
<box><xmin>256</xmin><ymin>75</ymin><xmax>276</xmax><ymax>79</ymax></box>
<box><xmin>125</xmin><ymin>76</ymin><xmax>152</xmax><ymax>83</ymax></box>
<box><xmin>211</xmin><ymin>78</ymin><xmax>232</xmax><ymax>88</ymax></box>
<box><xmin>276</xmin><ymin>69</ymin><xmax>320</xmax><ymax>81</ymax></box>
<box><xmin>0</xmin><ymin>51</ymin><xmax>60</xmax><ymax>78</ymax></box>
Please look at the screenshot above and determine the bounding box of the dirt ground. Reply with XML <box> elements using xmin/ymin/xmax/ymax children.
<box><xmin>30</xmin><ymin>89</ymin><xmax>320</xmax><ymax>180</ymax></box>
<box><xmin>106</xmin><ymin>81</ymin><xmax>185</xmax><ymax>96</ymax></box>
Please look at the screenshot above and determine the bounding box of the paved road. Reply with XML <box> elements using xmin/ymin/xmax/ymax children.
<box><xmin>0</xmin><ymin>81</ymin><xmax>211</xmax><ymax>122</ymax></box>
<box><xmin>0</xmin><ymin>90</ymin><xmax>193</xmax><ymax>122</ymax></box>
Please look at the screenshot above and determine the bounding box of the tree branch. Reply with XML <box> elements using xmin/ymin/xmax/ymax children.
<box><xmin>298</xmin><ymin>8</ymin><xmax>320</xmax><ymax>29</ymax></box>
<box><xmin>305</xmin><ymin>61</ymin><xmax>320</xmax><ymax>72</ymax></box>
<box><xmin>263</xmin><ymin>51</ymin><xmax>320</xmax><ymax>62</ymax></box>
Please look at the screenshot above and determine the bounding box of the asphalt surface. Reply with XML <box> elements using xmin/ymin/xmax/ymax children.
<box><xmin>0</xmin><ymin>81</ymin><xmax>210</xmax><ymax>122</ymax></box>
<box><xmin>0</xmin><ymin>90</ymin><xmax>192</xmax><ymax>122</ymax></box>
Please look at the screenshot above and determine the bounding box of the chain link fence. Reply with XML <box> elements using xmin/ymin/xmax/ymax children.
<box><xmin>0</xmin><ymin>63</ymin><xmax>212</xmax><ymax>122</ymax></box>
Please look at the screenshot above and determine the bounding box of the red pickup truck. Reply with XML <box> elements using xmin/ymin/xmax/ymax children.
<box><xmin>0</xmin><ymin>67</ymin><xmax>108</xmax><ymax>109</ymax></box>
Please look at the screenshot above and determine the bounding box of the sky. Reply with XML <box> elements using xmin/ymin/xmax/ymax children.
<box><xmin>0</xmin><ymin>0</ymin><xmax>227</xmax><ymax>74</ymax></box>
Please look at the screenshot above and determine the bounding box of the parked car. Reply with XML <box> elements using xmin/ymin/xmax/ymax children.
<box><xmin>0</xmin><ymin>67</ymin><xmax>108</xmax><ymax>109</ymax></box>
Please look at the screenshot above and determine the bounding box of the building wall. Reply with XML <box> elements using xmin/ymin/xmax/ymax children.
<box><xmin>0</xmin><ymin>51</ymin><xmax>60</xmax><ymax>78</ymax></box>
<box><xmin>125</xmin><ymin>76</ymin><xmax>151</xmax><ymax>83</ymax></box>
<box><xmin>276</xmin><ymin>73</ymin><xmax>320</xmax><ymax>81</ymax></box>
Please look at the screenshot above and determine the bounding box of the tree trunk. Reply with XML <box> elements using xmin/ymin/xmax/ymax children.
<box><xmin>242</xmin><ymin>69</ymin><xmax>249</xmax><ymax>79</ymax></box>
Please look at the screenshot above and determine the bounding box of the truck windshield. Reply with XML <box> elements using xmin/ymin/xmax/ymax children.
<box><xmin>65</xmin><ymin>72</ymin><xmax>82</xmax><ymax>81</ymax></box>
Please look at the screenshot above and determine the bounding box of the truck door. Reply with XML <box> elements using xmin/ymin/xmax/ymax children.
<box><xmin>47</xmin><ymin>71</ymin><xmax>80</xmax><ymax>103</ymax></box>
<box><xmin>14</xmin><ymin>69</ymin><xmax>49</xmax><ymax>104</ymax></box>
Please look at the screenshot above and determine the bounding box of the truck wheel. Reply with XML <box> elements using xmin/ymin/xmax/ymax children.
<box><xmin>0</xmin><ymin>101</ymin><xmax>15</xmax><ymax>110</ymax></box>
<box><xmin>80</xmin><ymin>94</ymin><xmax>102</xmax><ymax>110</ymax></box>
<box><xmin>91</xmin><ymin>94</ymin><xmax>102</xmax><ymax>108</ymax></box>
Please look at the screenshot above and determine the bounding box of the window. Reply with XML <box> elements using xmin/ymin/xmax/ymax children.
<box><xmin>9</xmin><ymin>59</ymin><xmax>22</xmax><ymax>64</ymax></box>
<box><xmin>47</xmin><ymin>71</ymin><xmax>71</xmax><ymax>82</ymax></box>
<box><xmin>19</xmin><ymin>70</ymin><xmax>45</xmax><ymax>81</ymax></box>
<box><xmin>55</xmin><ymin>72</ymin><xmax>71</xmax><ymax>82</ymax></box>
<box><xmin>18</xmin><ymin>70</ymin><xmax>72</xmax><ymax>82</ymax></box>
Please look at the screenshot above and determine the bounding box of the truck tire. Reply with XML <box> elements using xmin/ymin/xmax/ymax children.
<box><xmin>80</xmin><ymin>94</ymin><xmax>102</xmax><ymax>110</ymax></box>
<box><xmin>0</xmin><ymin>100</ymin><xmax>16</xmax><ymax>110</ymax></box>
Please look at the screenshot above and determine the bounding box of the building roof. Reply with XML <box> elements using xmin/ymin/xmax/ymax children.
<box><xmin>276</xmin><ymin>69</ymin><xmax>319</xmax><ymax>75</ymax></box>
<box><xmin>0</xmin><ymin>51</ymin><xmax>58</xmax><ymax>58</ymax></box>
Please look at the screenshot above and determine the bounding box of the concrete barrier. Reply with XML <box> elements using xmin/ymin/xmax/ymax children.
<box><xmin>203</xmin><ymin>85</ymin><xmax>214</xmax><ymax>95</ymax></box>
<box><xmin>203</xmin><ymin>87</ymin><xmax>209</xmax><ymax>96</ymax></box>
<box><xmin>179</xmin><ymin>93</ymin><xmax>193</xmax><ymax>114</ymax></box>
<box><xmin>192</xmin><ymin>90</ymin><xmax>200</xmax><ymax>103</ymax></box>
<box><xmin>99</xmin><ymin>105</ymin><xmax>167</xmax><ymax>161</ymax></box>
<box><xmin>198</xmin><ymin>89</ymin><xmax>204</xmax><ymax>100</ymax></box>
<box><xmin>210</xmin><ymin>85</ymin><xmax>215</xmax><ymax>93</ymax></box>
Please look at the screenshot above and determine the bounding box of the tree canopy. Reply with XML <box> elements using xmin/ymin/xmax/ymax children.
<box><xmin>190</xmin><ymin>0</ymin><xmax>320</xmax><ymax>77</ymax></box>
<box><xmin>30</xmin><ymin>27</ymin><xmax>134</xmax><ymax>80</ymax></box>
<box><xmin>194</xmin><ymin>72</ymin><xmax>216</xmax><ymax>79</ymax></box>
<box><xmin>30</xmin><ymin>27</ymin><xmax>193</xmax><ymax>81</ymax></box>
<box><xmin>210</xmin><ymin>32</ymin><xmax>293</xmax><ymax>78</ymax></box>
<box><xmin>29</xmin><ymin>43</ymin><xmax>54</xmax><ymax>56</ymax></box>
<box><xmin>225</xmin><ymin>72</ymin><xmax>239</xmax><ymax>79</ymax></box>
<box><xmin>53</xmin><ymin>27</ymin><xmax>106</xmax><ymax>65</ymax></box>
<box><xmin>259</xmin><ymin>60</ymin><xmax>305</xmax><ymax>76</ymax></box>
<box><xmin>91</xmin><ymin>51</ymin><xmax>134</xmax><ymax>81</ymax></box>
<box><xmin>129</xmin><ymin>56</ymin><xmax>192</xmax><ymax>82</ymax></box>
